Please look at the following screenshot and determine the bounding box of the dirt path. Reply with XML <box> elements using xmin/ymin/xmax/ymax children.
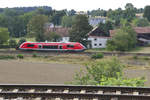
<box><xmin>0</xmin><ymin>60</ymin><xmax>82</xmax><ymax>84</ymax></box>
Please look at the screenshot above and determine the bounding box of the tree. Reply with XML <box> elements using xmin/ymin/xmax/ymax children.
<box><xmin>69</xmin><ymin>15</ymin><xmax>92</xmax><ymax>45</ymax></box>
<box><xmin>44</xmin><ymin>32</ymin><xmax>61</xmax><ymax>42</ymax></box>
<box><xmin>0</xmin><ymin>27</ymin><xmax>9</xmax><ymax>44</ymax></box>
<box><xmin>107</xmin><ymin>26</ymin><xmax>137</xmax><ymax>51</ymax></box>
<box><xmin>144</xmin><ymin>6</ymin><xmax>150</xmax><ymax>21</ymax></box>
<box><xmin>27</xmin><ymin>15</ymin><xmax>48</xmax><ymax>41</ymax></box>
<box><xmin>71</xmin><ymin>57</ymin><xmax>145</xmax><ymax>86</ymax></box>
<box><xmin>132</xmin><ymin>18</ymin><xmax>149</xmax><ymax>27</ymax></box>
<box><xmin>61</xmin><ymin>16</ymin><xmax>75</xmax><ymax>28</ymax></box>
<box><xmin>50</xmin><ymin>10</ymin><xmax>66</xmax><ymax>26</ymax></box>
<box><xmin>98</xmin><ymin>20</ymin><xmax>114</xmax><ymax>36</ymax></box>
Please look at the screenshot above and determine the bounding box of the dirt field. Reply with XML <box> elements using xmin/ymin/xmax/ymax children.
<box><xmin>0</xmin><ymin>60</ymin><xmax>150</xmax><ymax>86</ymax></box>
<box><xmin>0</xmin><ymin>60</ymin><xmax>82</xmax><ymax>84</ymax></box>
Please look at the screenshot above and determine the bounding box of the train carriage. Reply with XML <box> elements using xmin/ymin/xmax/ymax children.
<box><xmin>19</xmin><ymin>42</ymin><xmax>86</xmax><ymax>52</ymax></box>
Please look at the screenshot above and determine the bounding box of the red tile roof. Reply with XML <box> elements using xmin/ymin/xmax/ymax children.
<box><xmin>133</xmin><ymin>27</ymin><xmax>150</xmax><ymax>34</ymax></box>
<box><xmin>110</xmin><ymin>27</ymin><xmax>150</xmax><ymax>37</ymax></box>
<box><xmin>46</xmin><ymin>27</ymin><xmax>70</xmax><ymax>37</ymax></box>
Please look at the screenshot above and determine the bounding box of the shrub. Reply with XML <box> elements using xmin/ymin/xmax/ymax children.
<box><xmin>143</xmin><ymin>57</ymin><xmax>149</xmax><ymax>60</ymax></box>
<box><xmin>72</xmin><ymin>57</ymin><xmax>146</xmax><ymax>86</ymax></box>
<box><xmin>9</xmin><ymin>39</ymin><xmax>17</xmax><ymax>48</ymax></box>
<box><xmin>91</xmin><ymin>53</ymin><xmax>104</xmax><ymax>59</ymax></box>
<box><xmin>32</xmin><ymin>53</ymin><xmax>37</xmax><ymax>58</ymax></box>
<box><xmin>17</xmin><ymin>54</ymin><xmax>24</xmax><ymax>59</ymax></box>
<box><xmin>133</xmin><ymin>55</ymin><xmax>138</xmax><ymax>60</ymax></box>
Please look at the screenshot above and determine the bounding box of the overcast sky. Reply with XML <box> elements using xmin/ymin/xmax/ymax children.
<box><xmin>0</xmin><ymin>0</ymin><xmax>149</xmax><ymax>11</ymax></box>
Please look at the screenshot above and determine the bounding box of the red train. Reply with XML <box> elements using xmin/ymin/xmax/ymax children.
<box><xmin>19</xmin><ymin>42</ymin><xmax>86</xmax><ymax>52</ymax></box>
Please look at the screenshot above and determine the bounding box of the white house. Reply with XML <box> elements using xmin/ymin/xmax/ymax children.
<box><xmin>87</xmin><ymin>26</ymin><xmax>110</xmax><ymax>48</ymax></box>
<box><xmin>88</xmin><ymin>36</ymin><xmax>109</xmax><ymax>48</ymax></box>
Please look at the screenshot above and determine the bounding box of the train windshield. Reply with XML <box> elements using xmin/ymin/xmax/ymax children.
<box><xmin>27</xmin><ymin>44</ymin><xmax>34</xmax><ymax>47</ymax></box>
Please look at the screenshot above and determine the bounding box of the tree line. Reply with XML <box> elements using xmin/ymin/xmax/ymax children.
<box><xmin>0</xmin><ymin>3</ymin><xmax>150</xmax><ymax>50</ymax></box>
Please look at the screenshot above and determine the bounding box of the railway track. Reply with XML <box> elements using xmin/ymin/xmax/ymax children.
<box><xmin>0</xmin><ymin>84</ymin><xmax>149</xmax><ymax>100</ymax></box>
<box><xmin>1</xmin><ymin>50</ymin><xmax>150</xmax><ymax>57</ymax></box>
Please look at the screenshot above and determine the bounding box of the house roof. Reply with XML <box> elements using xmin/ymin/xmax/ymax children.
<box><xmin>133</xmin><ymin>27</ymin><xmax>150</xmax><ymax>34</ymax></box>
<box><xmin>47</xmin><ymin>27</ymin><xmax>70</xmax><ymax>37</ymax></box>
<box><xmin>109</xmin><ymin>27</ymin><xmax>150</xmax><ymax>37</ymax></box>
<box><xmin>88</xmin><ymin>26</ymin><xmax>109</xmax><ymax>37</ymax></box>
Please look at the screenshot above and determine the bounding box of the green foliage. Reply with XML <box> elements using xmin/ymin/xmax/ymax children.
<box><xmin>50</xmin><ymin>10</ymin><xmax>66</xmax><ymax>26</ymax></box>
<box><xmin>17</xmin><ymin>54</ymin><xmax>24</xmax><ymax>59</ymax></box>
<box><xmin>72</xmin><ymin>57</ymin><xmax>146</xmax><ymax>87</ymax></box>
<box><xmin>144</xmin><ymin>6</ymin><xmax>150</xmax><ymax>21</ymax></box>
<box><xmin>61</xmin><ymin>15</ymin><xmax>75</xmax><ymax>27</ymax></box>
<box><xmin>132</xmin><ymin>18</ymin><xmax>149</xmax><ymax>27</ymax></box>
<box><xmin>9</xmin><ymin>39</ymin><xmax>17</xmax><ymax>48</ymax></box>
<box><xmin>32</xmin><ymin>53</ymin><xmax>38</xmax><ymax>58</ymax></box>
<box><xmin>27</xmin><ymin>14</ymin><xmax>48</xmax><ymax>42</ymax></box>
<box><xmin>107</xmin><ymin>26</ymin><xmax>137</xmax><ymax>51</ymax></box>
<box><xmin>45</xmin><ymin>32</ymin><xmax>61</xmax><ymax>42</ymax></box>
<box><xmin>69</xmin><ymin>15</ymin><xmax>92</xmax><ymax>45</ymax></box>
<box><xmin>98</xmin><ymin>20</ymin><xmax>114</xmax><ymax>36</ymax></box>
<box><xmin>91</xmin><ymin>53</ymin><xmax>104</xmax><ymax>59</ymax></box>
<box><xmin>0</xmin><ymin>27</ymin><xmax>9</xmax><ymax>44</ymax></box>
<box><xmin>72</xmin><ymin>58</ymin><xmax>124</xmax><ymax>85</ymax></box>
<box><xmin>133</xmin><ymin>55</ymin><xmax>138</xmax><ymax>60</ymax></box>
<box><xmin>99</xmin><ymin>75</ymin><xmax>145</xmax><ymax>87</ymax></box>
<box><xmin>107</xmin><ymin>3</ymin><xmax>135</xmax><ymax>27</ymax></box>
<box><xmin>0</xmin><ymin>55</ymin><xmax>15</xmax><ymax>60</ymax></box>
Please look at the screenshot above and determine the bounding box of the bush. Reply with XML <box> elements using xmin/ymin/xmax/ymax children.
<box><xmin>91</xmin><ymin>53</ymin><xmax>104</xmax><ymax>59</ymax></box>
<box><xmin>0</xmin><ymin>55</ymin><xmax>15</xmax><ymax>60</ymax></box>
<box><xmin>17</xmin><ymin>54</ymin><xmax>24</xmax><ymax>59</ymax></box>
<box><xmin>143</xmin><ymin>57</ymin><xmax>150</xmax><ymax>60</ymax></box>
<box><xmin>9</xmin><ymin>39</ymin><xmax>17</xmax><ymax>48</ymax></box>
<box><xmin>32</xmin><ymin>53</ymin><xmax>37</xmax><ymax>58</ymax></box>
<box><xmin>133</xmin><ymin>55</ymin><xmax>138</xmax><ymax>59</ymax></box>
<box><xmin>72</xmin><ymin>57</ymin><xmax>146</xmax><ymax>86</ymax></box>
<box><xmin>106</xmin><ymin>26</ymin><xmax>137</xmax><ymax>51</ymax></box>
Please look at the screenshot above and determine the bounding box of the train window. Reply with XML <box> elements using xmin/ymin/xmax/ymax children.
<box><xmin>43</xmin><ymin>45</ymin><xmax>58</xmax><ymax>49</ymax></box>
<box><xmin>38</xmin><ymin>45</ymin><xmax>42</xmax><ymax>48</ymax></box>
<box><xmin>67</xmin><ymin>45</ymin><xmax>74</xmax><ymax>48</ymax></box>
<box><xmin>27</xmin><ymin>44</ymin><xmax>34</xmax><ymax>47</ymax></box>
<box><xmin>59</xmin><ymin>45</ymin><xmax>62</xmax><ymax>49</ymax></box>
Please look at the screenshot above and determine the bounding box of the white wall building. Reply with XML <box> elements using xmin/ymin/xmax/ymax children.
<box><xmin>88</xmin><ymin>36</ymin><xmax>109</xmax><ymax>48</ymax></box>
<box><xmin>87</xmin><ymin>26</ymin><xmax>110</xmax><ymax>48</ymax></box>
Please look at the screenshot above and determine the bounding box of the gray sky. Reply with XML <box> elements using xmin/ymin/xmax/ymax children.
<box><xmin>0</xmin><ymin>0</ymin><xmax>149</xmax><ymax>11</ymax></box>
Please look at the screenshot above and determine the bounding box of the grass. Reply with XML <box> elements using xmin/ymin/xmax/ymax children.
<box><xmin>0</xmin><ymin>55</ymin><xmax>15</xmax><ymax>60</ymax></box>
<box><xmin>85</xmin><ymin>48</ymin><xmax>107</xmax><ymax>52</ymax></box>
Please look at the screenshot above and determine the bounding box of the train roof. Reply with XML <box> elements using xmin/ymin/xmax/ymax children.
<box><xmin>22</xmin><ymin>42</ymin><xmax>80</xmax><ymax>45</ymax></box>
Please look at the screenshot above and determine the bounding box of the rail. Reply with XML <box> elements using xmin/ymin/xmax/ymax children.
<box><xmin>1</xmin><ymin>50</ymin><xmax>150</xmax><ymax>57</ymax></box>
<box><xmin>0</xmin><ymin>84</ymin><xmax>149</xmax><ymax>100</ymax></box>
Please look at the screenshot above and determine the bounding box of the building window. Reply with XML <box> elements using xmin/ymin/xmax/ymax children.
<box><xmin>94</xmin><ymin>44</ymin><xmax>97</xmax><ymax>46</ymax></box>
<box><xmin>94</xmin><ymin>38</ymin><xmax>97</xmax><ymax>41</ymax></box>
<box><xmin>99</xmin><ymin>43</ymin><xmax>102</xmax><ymax>46</ymax></box>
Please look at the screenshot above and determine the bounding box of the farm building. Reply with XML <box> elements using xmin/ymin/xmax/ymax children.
<box><xmin>110</xmin><ymin>27</ymin><xmax>150</xmax><ymax>46</ymax></box>
<box><xmin>87</xmin><ymin>26</ymin><xmax>110</xmax><ymax>48</ymax></box>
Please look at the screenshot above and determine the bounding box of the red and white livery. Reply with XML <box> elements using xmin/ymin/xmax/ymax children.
<box><xmin>19</xmin><ymin>42</ymin><xmax>86</xmax><ymax>52</ymax></box>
